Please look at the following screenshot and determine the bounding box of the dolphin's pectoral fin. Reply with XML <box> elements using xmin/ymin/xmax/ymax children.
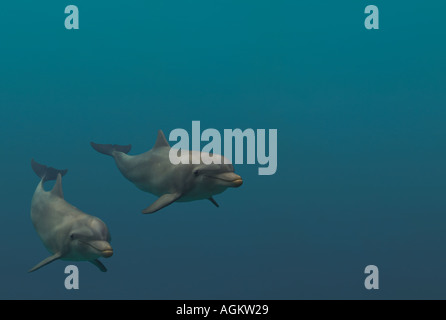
<box><xmin>28</xmin><ymin>252</ymin><xmax>63</xmax><ymax>273</ymax></box>
<box><xmin>209</xmin><ymin>197</ymin><xmax>219</xmax><ymax>208</ymax></box>
<box><xmin>142</xmin><ymin>193</ymin><xmax>182</xmax><ymax>214</ymax></box>
<box><xmin>90</xmin><ymin>259</ymin><xmax>107</xmax><ymax>272</ymax></box>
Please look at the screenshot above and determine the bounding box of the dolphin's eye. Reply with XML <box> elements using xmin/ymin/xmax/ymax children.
<box><xmin>194</xmin><ymin>170</ymin><xmax>199</xmax><ymax>177</ymax></box>
<box><xmin>70</xmin><ymin>233</ymin><xmax>76</xmax><ymax>240</ymax></box>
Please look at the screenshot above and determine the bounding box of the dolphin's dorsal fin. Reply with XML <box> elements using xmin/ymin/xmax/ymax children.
<box><xmin>153</xmin><ymin>130</ymin><xmax>170</xmax><ymax>149</ymax></box>
<box><xmin>50</xmin><ymin>173</ymin><xmax>64</xmax><ymax>199</ymax></box>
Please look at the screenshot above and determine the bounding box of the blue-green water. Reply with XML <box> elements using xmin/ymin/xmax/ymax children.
<box><xmin>1</xmin><ymin>1</ymin><xmax>446</xmax><ymax>299</ymax></box>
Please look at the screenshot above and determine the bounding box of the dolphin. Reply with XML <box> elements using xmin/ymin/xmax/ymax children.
<box><xmin>90</xmin><ymin>130</ymin><xmax>243</xmax><ymax>214</ymax></box>
<box><xmin>29</xmin><ymin>159</ymin><xmax>113</xmax><ymax>273</ymax></box>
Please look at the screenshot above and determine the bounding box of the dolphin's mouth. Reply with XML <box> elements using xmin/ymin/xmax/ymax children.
<box><xmin>79</xmin><ymin>240</ymin><xmax>114</xmax><ymax>258</ymax></box>
<box><xmin>101</xmin><ymin>249</ymin><xmax>114</xmax><ymax>258</ymax></box>
<box><xmin>205</xmin><ymin>174</ymin><xmax>243</xmax><ymax>187</ymax></box>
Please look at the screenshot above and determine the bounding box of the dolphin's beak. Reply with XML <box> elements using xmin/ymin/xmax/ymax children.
<box><xmin>87</xmin><ymin>240</ymin><xmax>114</xmax><ymax>258</ymax></box>
<box><xmin>102</xmin><ymin>248</ymin><xmax>114</xmax><ymax>258</ymax></box>
<box><xmin>232</xmin><ymin>176</ymin><xmax>243</xmax><ymax>187</ymax></box>
<box><xmin>226</xmin><ymin>173</ymin><xmax>243</xmax><ymax>187</ymax></box>
<box><xmin>100</xmin><ymin>242</ymin><xmax>113</xmax><ymax>258</ymax></box>
<box><xmin>210</xmin><ymin>172</ymin><xmax>243</xmax><ymax>187</ymax></box>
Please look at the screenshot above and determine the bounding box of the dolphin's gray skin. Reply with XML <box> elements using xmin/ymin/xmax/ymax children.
<box><xmin>29</xmin><ymin>159</ymin><xmax>113</xmax><ymax>273</ymax></box>
<box><xmin>90</xmin><ymin>130</ymin><xmax>243</xmax><ymax>214</ymax></box>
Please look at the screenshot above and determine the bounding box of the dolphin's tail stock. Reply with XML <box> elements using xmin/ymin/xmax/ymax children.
<box><xmin>90</xmin><ymin>142</ymin><xmax>132</xmax><ymax>157</ymax></box>
<box><xmin>31</xmin><ymin>159</ymin><xmax>68</xmax><ymax>182</ymax></box>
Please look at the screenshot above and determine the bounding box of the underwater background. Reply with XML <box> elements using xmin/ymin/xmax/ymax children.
<box><xmin>1</xmin><ymin>1</ymin><xmax>446</xmax><ymax>299</ymax></box>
